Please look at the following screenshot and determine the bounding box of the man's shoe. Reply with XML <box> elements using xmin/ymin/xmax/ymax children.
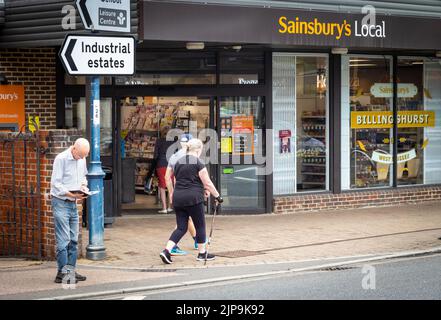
<box><xmin>160</xmin><ymin>249</ymin><xmax>173</xmax><ymax>264</ymax></box>
<box><xmin>158</xmin><ymin>209</ymin><xmax>168</xmax><ymax>214</ymax></box>
<box><xmin>170</xmin><ymin>246</ymin><xmax>187</xmax><ymax>256</ymax></box>
<box><xmin>54</xmin><ymin>272</ymin><xmax>78</xmax><ymax>284</ymax></box>
<box><xmin>167</xmin><ymin>208</ymin><xmax>174</xmax><ymax>213</ymax></box>
<box><xmin>54</xmin><ymin>272</ymin><xmax>64</xmax><ymax>283</ymax></box>
<box><xmin>75</xmin><ymin>272</ymin><xmax>87</xmax><ymax>281</ymax></box>
<box><xmin>197</xmin><ymin>252</ymin><xmax>215</xmax><ymax>261</ymax></box>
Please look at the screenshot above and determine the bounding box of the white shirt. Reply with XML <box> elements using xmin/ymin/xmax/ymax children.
<box><xmin>50</xmin><ymin>147</ymin><xmax>88</xmax><ymax>201</ymax></box>
<box><xmin>167</xmin><ymin>148</ymin><xmax>187</xmax><ymax>171</ymax></box>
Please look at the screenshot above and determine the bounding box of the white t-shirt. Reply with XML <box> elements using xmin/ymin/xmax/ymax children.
<box><xmin>167</xmin><ymin>148</ymin><xmax>187</xmax><ymax>170</ymax></box>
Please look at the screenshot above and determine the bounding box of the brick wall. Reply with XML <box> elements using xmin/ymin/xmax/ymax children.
<box><xmin>274</xmin><ymin>186</ymin><xmax>441</xmax><ymax>213</ymax></box>
<box><xmin>0</xmin><ymin>48</ymin><xmax>57</xmax><ymax>129</ymax></box>
<box><xmin>0</xmin><ymin>129</ymin><xmax>83</xmax><ymax>260</ymax></box>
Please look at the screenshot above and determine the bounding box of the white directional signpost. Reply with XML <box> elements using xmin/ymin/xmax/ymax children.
<box><xmin>76</xmin><ymin>0</ymin><xmax>131</xmax><ymax>33</ymax></box>
<box><xmin>59</xmin><ymin>0</ymin><xmax>134</xmax><ymax>261</ymax></box>
<box><xmin>60</xmin><ymin>35</ymin><xmax>135</xmax><ymax>75</ymax></box>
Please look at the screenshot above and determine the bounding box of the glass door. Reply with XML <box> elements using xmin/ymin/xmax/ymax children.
<box><xmin>118</xmin><ymin>96</ymin><xmax>211</xmax><ymax>213</ymax></box>
<box><xmin>218</xmin><ymin>96</ymin><xmax>266</xmax><ymax>212</ymax></box>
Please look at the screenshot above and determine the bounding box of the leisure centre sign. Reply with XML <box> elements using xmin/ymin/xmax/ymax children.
<box><xmin>76</xmin><ymin>0</ymin><xmax>131</xmax><ymax>33</ymax></box>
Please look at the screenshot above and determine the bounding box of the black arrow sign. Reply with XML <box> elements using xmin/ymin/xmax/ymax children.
<box><xmin>78</xmin><ymin>0</ymin><xmax>92</xmax><ymax>28</ymax></box>
<box><xmin>65</xmin><ymin>38</ymin><xmax>78</xmax><ymax>72</ymax></box>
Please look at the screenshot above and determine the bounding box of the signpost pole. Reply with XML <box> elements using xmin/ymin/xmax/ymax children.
<box><xmin>86</xmin><ymin>76</ymin><xmax>106</xmax><ymax>260</ymax></box>
<box><xmin>60</xmin><ymin>0</ymin><xmax>133</xmax><ymax>261</ymax></box>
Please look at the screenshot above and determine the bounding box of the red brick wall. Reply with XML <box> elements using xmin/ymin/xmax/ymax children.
<box><xmin>274</xmin><ymin>186</ymin><xmax>441</xmax><ymax>213</ymax></box>
<box><xmin>0</xmin><ymin>129</ymin><xmax>83</xmax><ymax>259</ymax></box>
<box><xmin>0</xmin><ymin>48</ymin><xmax>57</xmax><ymax>130</ymax></box>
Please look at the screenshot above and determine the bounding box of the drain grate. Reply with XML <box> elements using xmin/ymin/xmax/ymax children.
<box><xmin>213</xmin><ymin>250</ymin><xmax>265</xmax><ymax>258</ymax></box>
<box><xmin>139</xmin><ymin>269</ymin><xmax>177</xmax><ymax>273</ymax></box>
<box><xmin>318</xmin><ymin>266</ymin><xmax>355</xmax><ymax>272</ymax></box>
<box><xmin>123</xmin><ymin>251</ymin><xmax>140</xmax><ymax>256</ymax></box>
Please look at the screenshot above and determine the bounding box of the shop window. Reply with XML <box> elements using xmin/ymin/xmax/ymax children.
<box><xmin>397</xmin><ymin>58</ymin><xmax>441</xmax><ymax>185</ymax></box>
<box><xmin>341</xmin><ymin>56</ymin><xmax>393</xmax><ymax>190</ymax></box>
<box><xmin>120</xmin><ymin>96</ymin><xmax>210</xmax><ymax>193</ymax></box>
<box><xmin>115</xmin><ymin>52</ymin><xmax>216</xmax><ymax>85</ymax></box>
<box><xmin>272</xmin><ymin>53</ymin><xmax>329</xmax><ymax>195</ymax></box>
<box><xmin>219</xmin><ymin>52</ymin><xmax>264</xmax><ymax>85</ymax></box>
<box><xmin>295</xmin><ymin>56</ymin><xmax>328</xmax><ymax>192</ymax></box>
<box><xmin>219</xmin><ymin>96</ymin><xmax>266</xmax><ymax>210</ymax></box>
<box><xmin>219</xmin><ymin>96</ymin><xmax>265</xmax><ymax>158</ymax></box>
<box><xmin>64</xmin><ymin>97</ymin><xmax>113</xmax><ymax>156</ymax></box>
<box><xmin>342</xmin><ymin>56</ymin><xmax>441</xmax><ymax>189</ymax></box>
<box><xmin>219</xmin><ymin>164</ymin><xmax>266</xmax><ymax>209</ymax></box>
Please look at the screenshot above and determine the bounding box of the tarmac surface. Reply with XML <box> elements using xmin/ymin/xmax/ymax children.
<box><xmin>0</xmin><ymin>201</ymin><xmax>440</xmax><ymax>298</ymax></box>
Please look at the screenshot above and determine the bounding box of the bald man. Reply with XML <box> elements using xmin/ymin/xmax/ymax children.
<box><xmin>50</xmin><ymin>138</ymin><xmax>90</xmax><ymax>284</ymax></box>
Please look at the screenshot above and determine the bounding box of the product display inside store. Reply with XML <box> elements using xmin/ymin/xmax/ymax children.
<box><xmin>349</xmin><ymin>56</ymin><xmax>394</xmax><ymax>188</ymax></box>
<box><xmin>343</xmin><ymin>56</ymin><xmax>440</xmax><ymax>189</ymax></box>
<box><xmin>296</xmin><ymin>56</ymin><xmax>328</xmax><ymax>191</ymax></box>
<box><xmin>272</xmin><ymin>54</ymin><xmax>329</xmax><ymax>195</ymax></box>
<box><xmin>120</xmin><ymin>96</ymin><xmax>209</xmax><ymax>211</ymax></box>
<box><xmin>397</xmin><ymin>58</ymin><xmax>426</xmax><ymax>186</ymax></box>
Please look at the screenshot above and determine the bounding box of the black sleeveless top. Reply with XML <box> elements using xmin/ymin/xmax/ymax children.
<box><xmin>172</xmin><ymin>155</ymin><xmax>206</xmax><ymax>207</ymax></box>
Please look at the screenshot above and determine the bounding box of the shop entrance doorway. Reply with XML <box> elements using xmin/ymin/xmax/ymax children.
<box><xmin>118</xmin><ymin>96</ymin><xmax>212</xmax><ymax>214</ymax></box>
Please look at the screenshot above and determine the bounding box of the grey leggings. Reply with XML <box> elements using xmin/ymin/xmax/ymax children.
<box><xmin>169</xmin><ymin>202</ymin><xmax>206</xmax><ymax>245</ymax></box>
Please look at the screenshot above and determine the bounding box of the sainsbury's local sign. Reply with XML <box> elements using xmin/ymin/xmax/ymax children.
<box><xmin>278</xmin><ymin>15</ymin><xmax>385</xmax><ymax>40</ymax></box>
<box><xmin>142</xmin><ymin>2</ymin><xmax>441</xmax><ymax>50</ymax></box>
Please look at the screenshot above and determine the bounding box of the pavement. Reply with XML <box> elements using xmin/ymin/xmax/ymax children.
<box><xmin>79</xmin><ymin>201</ymin><xmax>441</xmax><ymax>269</ymax></box>
<box><xmin>0</xmin><ymin>201</ymin><xmax>441</xmax><ymax>298</ymax></box>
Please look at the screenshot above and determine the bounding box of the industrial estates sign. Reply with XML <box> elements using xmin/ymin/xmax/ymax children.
<box><xmin>76</xmin><ymin>0</ymin><xmax>131</xmax><ymax>33</ymax></box>
<box><xmin>59</xmin><ymin>34</ymin><xmax>135</xmax><ymax>75</ymax></box>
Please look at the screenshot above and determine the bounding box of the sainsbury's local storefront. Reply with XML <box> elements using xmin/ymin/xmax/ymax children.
<box><xmin>2</xmin><ymin>0</ymin><xmax>441</xmax><ymax>261</ymax></box>
<box><xmin>8</xmin><ymin>0</ymin><xmax>439</xmax><ymax>216</ymax></box>
<box><xmin>135</xmin><ymin>1</ymin><xmax>441</xmax><ymax>213</ymax></box>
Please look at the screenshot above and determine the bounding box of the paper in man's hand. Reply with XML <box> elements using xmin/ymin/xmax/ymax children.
<box><xmin>69</xmin><ymin>190</ymin><xmax>99</xmax><ymax>197</ymax></box>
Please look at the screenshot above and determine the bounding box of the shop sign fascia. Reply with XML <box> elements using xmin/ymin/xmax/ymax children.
<box><xmin>0</xmin><ymin>0</ymin><xmax>4</xmax><ymax>27</ymax></box>
<box><xmin>142</xmin><ymin>1</ymin><xmax>441</xmax><ymax>50</ymax></box>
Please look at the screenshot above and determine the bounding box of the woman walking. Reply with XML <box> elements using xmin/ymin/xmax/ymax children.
<box><xmin>160</xmin><ymin>138</ymin><xmax>223</xmax><ymax>264</ymax></box>
<box><xmin>153</xmin><ymin>127</ymin><xmax>174</xmax><ymax>213</ymax></box>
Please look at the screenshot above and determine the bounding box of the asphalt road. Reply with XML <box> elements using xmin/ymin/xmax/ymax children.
<box><xmin>123</xmin><ymin>254</ymin><xmax>441</xmax><ymax>300</ymax></box>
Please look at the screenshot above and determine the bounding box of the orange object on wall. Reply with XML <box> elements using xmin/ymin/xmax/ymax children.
<box><xmin>0</xmin><ymin>85</ymin><xmax>25</xmax><ymax>131</ymax></box>
<box><xmin>232</xmin><ymin>115</ymin><xmax>254</xmax><ymax>155</ymax></box>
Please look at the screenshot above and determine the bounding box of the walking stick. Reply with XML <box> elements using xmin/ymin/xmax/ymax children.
<box><xmin>205</xmin><ymin>201</ymin><xmax>220</xmax><ymax>265</ymax></box>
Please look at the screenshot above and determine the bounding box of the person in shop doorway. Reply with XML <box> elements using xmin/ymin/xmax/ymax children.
<box><xmin>154</xmin><ymin>127</ymin><xmax>175</xmax><ymax>213</ymax></box>
<box><xmin>165</xmin><ymin>133</ymin><xmax>199</xmax><ymax>256</ymax></box>
<box><xmin>160</xmin><ymin>138</ymin><xmax>223</xmax><ymax>264</ymax></box>
<box><xmin>50</xmin><ymin>138</ymin><xmax>89</xmax><ymax>284</ymax></box>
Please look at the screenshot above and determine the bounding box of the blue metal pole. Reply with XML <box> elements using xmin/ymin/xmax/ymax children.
<box><xmin>86</xmin><ymin>76</ymin><xmax>106</xmax><ymax>260</ymax></box>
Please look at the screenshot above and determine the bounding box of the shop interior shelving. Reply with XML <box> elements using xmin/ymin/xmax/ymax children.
<box><xmin>298</xmin><ymin>113</ymin><xmax>327</xmax><ymax>189</ymax></box>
